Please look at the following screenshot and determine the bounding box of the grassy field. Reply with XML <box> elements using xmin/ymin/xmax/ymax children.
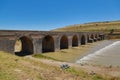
<box><xmin>54</xmin><ymin>20</ymin><xmax>120</xmax><ymax>33</ymax></box>
<box><xmin>0</xmin><ymin>50</ymin><xmax>111</xmax><ymax>80</ymax></box>
<box><xmin>0</xmin><ymin>50</ymin><xmax>120</xmax><ymax>80</ymax></box>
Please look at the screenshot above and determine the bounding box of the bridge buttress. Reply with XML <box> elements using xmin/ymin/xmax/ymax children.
<box><xmin>68</xmin><ymin>36</ymin><xmax>73</xmax><ymax>48</ymax></box>
<box><xmin>53</xmin><ymin>36</ymin><xmax>60</xmax><ymax>52</ymax></box>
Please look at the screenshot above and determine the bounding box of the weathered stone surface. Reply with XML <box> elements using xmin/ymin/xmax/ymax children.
<box><xmin>0</xmin><ymin>30</ymin><xmax>105</xmax><ymax>56</ymax></box>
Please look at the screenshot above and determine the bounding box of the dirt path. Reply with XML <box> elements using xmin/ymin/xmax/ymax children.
<box><xmin>26</xmin><ymin>55</ymin><xmax>78</xmax><ymax>67</ymax></box>
<box><xmin>26</xmin><ymin>56</ymin><xmax>120</xmax><ymax>78</ymax></box>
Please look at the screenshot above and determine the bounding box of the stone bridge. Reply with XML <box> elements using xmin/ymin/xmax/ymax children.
<box><xmin>0</xmin><ymin>30</ymin><xmax>105</xmax><ymax>56</ymax></box>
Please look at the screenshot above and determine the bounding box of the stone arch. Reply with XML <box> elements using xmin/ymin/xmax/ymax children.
<box><xmin>14</xmin><ymin>36</ymin><xmax>33</xmax><ymax>56</ymax></box>
<box><xmin>102</xmin><ymin>35</ymin><xmax>105</xmax><ymax>40</ymax></box>
<box><xmin>95</xmin><ymin>34</ymin><xmax>98</xmax><ymax>38</ymax></box>
<box><xmin>99</xmin><ymin>34</ymin><xmax>105</xmax><ymax>40</ymax></box>
<box><xmin>60</xmin><ymin>35</ymin><xmax>68</xmax><ymax>49</ymax></box>
<box><xmin>72</xmin><ymin>35</ymin><xmax>78</xmax><ymax>47</ymax></box>
<box><xmin>42</xmin><ymin>35</ymin><xmax>54</xmax><ymax>53</ymax></box>
<box><xmin>91</xmin><ymin>34</ymin><xmax>94</xmax><ymax>39</ymax></box>
<box><xmin>81</xmin><ymin>35</ymin><xmax>86</xmax><ymax>45</ymax></box>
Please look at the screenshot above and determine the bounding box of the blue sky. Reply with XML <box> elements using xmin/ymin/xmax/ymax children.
<box><xmin>0</xmin><ymin>0</ymin><xmax>120</xmax><ymax>30</ymax></box>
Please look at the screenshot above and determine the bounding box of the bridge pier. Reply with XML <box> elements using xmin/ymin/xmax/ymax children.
<box><xmin>53</xmin><ymin>36</ymin><xmax>60</xmax><ymax>52</ymax></box>
<box><xmin>68</xmin><ymin>36</ymin><xmax>73</xmax><ymax>48</ymax></box>
<box><xmin>87</xmin><ymin>34</ymin><xmax>93</xmax><ymax>43</ymax></box>
<box><xmin>88</xmin><ymin>38</ymin><xmax>94</xmax><ymax>43</ymax></box>
<box><xmin>32</xmin><ymin>38</ymin><xmax>42</xmax><ymax>54</ymax></box>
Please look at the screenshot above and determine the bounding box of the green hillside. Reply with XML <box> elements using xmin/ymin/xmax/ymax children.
<box><xmin>54</xmin><ymin>20</ymin><xmax>120</xmax><ymax>33</ymax></box>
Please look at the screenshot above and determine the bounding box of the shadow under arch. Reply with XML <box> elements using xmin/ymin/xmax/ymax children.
<box><xmin>14</xmin><ymin>36</ymin><xmax>33</xmax><ymax>56</ymax></box>
<box><xmin>99</xmin><ymin>34</ymin><xmax>105</xmax><ymax>40</ymax></box>
<box><xmin>95</xmin><ymin>34</ymin><xmax>98</xmax><ymax>38</ymax></box>
<box><xmin>60</xmin><ymin>35</ymin><xmax>68</xmax><ymax>49</ymax></box>
<box><xmin>42</xmin><ymin>35</ymin><xmax>54</xmax><ymax>53</ymax></box>
<box><xmin>91</xmin><ymin>34</ymin><xmax>94</xmax><ymax>39</ymax></box>
<box><xmin>81</xmin><ymin>35</ymin><xmax>86</xmax><ymax>45</ymax></box>
<box><xmin>72</xmin><ymin>35</ymin><xmax>78</xmax><ymax>47</ymax></box>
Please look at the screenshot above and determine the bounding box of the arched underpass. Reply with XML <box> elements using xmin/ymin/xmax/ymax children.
<box><xmin>60</xmin><ymin>35</ymin><xmax>68</xmax><ymax>49</ymax></box>
<box><xmin>95</xmin><ymin>34</ymin><xmax>98</xmax><ymax>38</ymax></box>
<box><xmin>81</xmin><ymin>35</ymin><xmax>86</xmax><ymax>45</ymax></box>
<box><xmin>14</xmin><ymin>36</ymin><xmax>33</xmax><ymax>56</ymax></box>
<box><xmin>42</xmin><ymin>35</ymin><xmax>54</xmax><ymax>53</ymax></box>
<box><xmin>91</xmin><ymin>34</ymin><xmax>94</xmax><ymax>39</ymax></box>
<box><xmin>72</xmin><ymin>35</ymin><xmax>78</xmax><ymax>47</ymax></box>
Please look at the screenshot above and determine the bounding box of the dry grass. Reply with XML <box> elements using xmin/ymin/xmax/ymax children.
<box><xmin>0</xmin><ymin>51</ymin><xmax>100</xmax><ymax>80</ymax></box>
<box><xmin>54</xmin><ymin>21</ymin><xmax>120</xmax><ymax>33</ymax></box>
<box><xmin>38</xmin><ymin>42</ymin><xmax>101</xmax><ymax>63</ymax></box>
<box><xmin>0</xmin><ymin>51</ymin><xmax>46</xmax><ymax>80</ymax></box>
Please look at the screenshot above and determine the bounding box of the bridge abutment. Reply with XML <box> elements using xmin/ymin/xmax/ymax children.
<box><xmin>0</xmin><ymin>38</ymin><xmax>15</xmax><ymax>54</ymax></box>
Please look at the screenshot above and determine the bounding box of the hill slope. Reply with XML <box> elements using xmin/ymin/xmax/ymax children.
<box><xmin>1</xmin><ymin>51</ymin><xmax>120</xmax><ymax>80</ymax></box>
<box><xmin>54</xmin><ymin>20</ymin><xmax>120</xmax><ymax>33</ymax></box>
<box><xmin>0</xmin><ymin>51</ymin><xmax>106</xmax><ymax>80</ymax></box>
<box><xmin>0</xmin><ymin>51</ymin><xmax>89</xmax><ymax>80</ymax></box>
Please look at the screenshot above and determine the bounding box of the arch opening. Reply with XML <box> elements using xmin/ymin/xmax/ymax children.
<box><xmin>42</xmin><ymin>35</ymin><xmax>54</xmax><ymax>53</ymax></box>
<box><xmin>91</xmin><ymin>34</ymin><xmax>94</xmax><ymax>39</ymax></box>
<box><xmin>14</xmin><ymin>36</ymin><xmax>33</xmax><ymax>56</ymax></box>
<box><xmin>99</xmin><ymin>34</ymin><xmax>105</xmax><ymax>40</ymax></box>
<box><xmin>81</xmin><ymin>35</ymin><xmax>86</xmax><ymax>45</ymax></box>
<box><xmin>72</xmin><ymin>35</ymin><xmax>78</xmax><ymax>47</ymax></box>
<box><xmin>95</xmin><ymin>34</ymin><xmax>98</xmax><ymax>38</ymax></box>
<box><xmin>60</xmin><ymin>35</ymin><xmax>68</xmax><ymax>49</ymax></box>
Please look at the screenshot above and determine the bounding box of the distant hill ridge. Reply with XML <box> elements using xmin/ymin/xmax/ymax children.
<box><xmin>53</xmin><ymin>20</ymin><xmax>120</xmax><ymax>33</ymax></box>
